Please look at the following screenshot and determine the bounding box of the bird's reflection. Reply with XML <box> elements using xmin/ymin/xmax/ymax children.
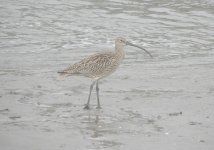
<box><xmin>83</xmin><ymin>109</ymin><xmax>103</xmax><ymax>139</ymax></box>
<box><xmin>82</xmin><ymin>108</ymin><xmax>123</xmax><ymax>148</ymax></box>
<box><xmin>86</xmin><ymin>109</ymin><xmax>101</xmax><ymax>124</ymax></box>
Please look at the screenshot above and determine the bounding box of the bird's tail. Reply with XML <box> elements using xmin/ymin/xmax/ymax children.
<box><xmin>57</xmin><ymin>63</ymin><xmax>80</xmax><ymax>79</ymax></box>
<box><xmin>57</xmin><ymin>71</ymin><xmax>71</xmax><ymax>79</ymax></box>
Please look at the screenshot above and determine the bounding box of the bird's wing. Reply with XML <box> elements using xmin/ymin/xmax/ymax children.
<box><xmin>58</xmin><ymin>52</ymin><xmax>115</xmax><ymax>75</ymax></box>
<box><xmin>78</xmin><ymin>52</ymin><xmax>115</xmax><ymax>74</ymax></box>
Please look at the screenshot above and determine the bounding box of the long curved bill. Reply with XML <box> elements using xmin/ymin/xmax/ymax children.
<box><xmin>126</xmin><ymin>41</ymin><xmax>153</xmax><ymax>58</ymax></box>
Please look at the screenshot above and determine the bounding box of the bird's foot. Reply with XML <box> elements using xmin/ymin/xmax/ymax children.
<box><xmin>84</xmin><ymin>105</ymin><xmax>90</xmax><ymax>110</ymax></box>
<box><xmin>96</xmin><ymin>105</ymin><xmax>102</xmax><ymax>109</ymax></box>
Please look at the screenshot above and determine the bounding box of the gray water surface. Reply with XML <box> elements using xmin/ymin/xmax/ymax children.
<box><xmin>0</xmin><ymin>0</ymin><xmax>214</xmax><ymax>150</ymax></box>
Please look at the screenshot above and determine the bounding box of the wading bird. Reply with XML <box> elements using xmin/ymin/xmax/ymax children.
<box><xmin>58</xmin><ymin>37</ymin><xmax>152</xmax><ymax>109</ymax></box>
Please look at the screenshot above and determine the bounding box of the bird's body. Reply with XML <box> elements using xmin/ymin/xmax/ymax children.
<box><xmin>58</xmin><ymin>37</ymin><xmax>152</xmax><ymax>109</ymax></box>
<box><xmin>59</xmin><ymin>50</ymin><xmax>124</xmax><ymax>80</ymax></box>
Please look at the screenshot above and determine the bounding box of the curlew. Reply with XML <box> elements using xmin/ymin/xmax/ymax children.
<box><xmin>58</xmin><ymin>37</ymin><xmax>152</xmax><ymax>109</ymax></box>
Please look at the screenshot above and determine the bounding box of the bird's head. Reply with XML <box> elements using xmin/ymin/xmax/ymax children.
<box><xmin>115</xmin><ymin>37</ymin><xmax>153</xmax><ymax>58</ymax></box>
<box><xmin>115</xmin><ymin>37</ymin><xmax>127</xmax><ymax>47</ymax></box>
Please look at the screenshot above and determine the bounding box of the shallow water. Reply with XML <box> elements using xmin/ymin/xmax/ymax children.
<box><xmin>0</xmin><ymin>0</ymin><xmax>214</xmax><ymax>150</ymax></box>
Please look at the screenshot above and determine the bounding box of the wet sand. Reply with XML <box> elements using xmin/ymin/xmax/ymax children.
<box><xmin>0</xmin><ymin>0</ymin><xmax>214</xmax><ymax>150</ymax></box>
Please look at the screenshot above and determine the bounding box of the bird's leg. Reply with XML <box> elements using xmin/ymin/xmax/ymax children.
<box><xmin>96</xmin><ymin>80</ymin><xmax>101</xmax><ymax>109</ymax></box>
<box><xmin>84</xmin><ymin>81</ymin><xmax>96</xmax><ymax>109</ymax></box>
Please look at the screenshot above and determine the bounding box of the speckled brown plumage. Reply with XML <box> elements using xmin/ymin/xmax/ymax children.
<box><xmin>58</xmin><ymin>51</ymin><xmax>124</xmax><ymax>80</ymax></box>
<box><xmin>58</xmin><ymin>37</ymin><xmax>152</xmax><ymax>109</ymax></box>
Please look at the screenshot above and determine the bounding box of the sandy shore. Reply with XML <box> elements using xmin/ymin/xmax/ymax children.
<box><xmin>1</xmin><ymin>0</ymin><xmax>214</xmax><ymax>149</ymax></box>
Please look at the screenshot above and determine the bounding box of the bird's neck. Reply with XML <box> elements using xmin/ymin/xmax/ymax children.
<box><xmin>115</xmin><ymin>45</ymin><xmax>125</xmax><ymax>61</ymax></box>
